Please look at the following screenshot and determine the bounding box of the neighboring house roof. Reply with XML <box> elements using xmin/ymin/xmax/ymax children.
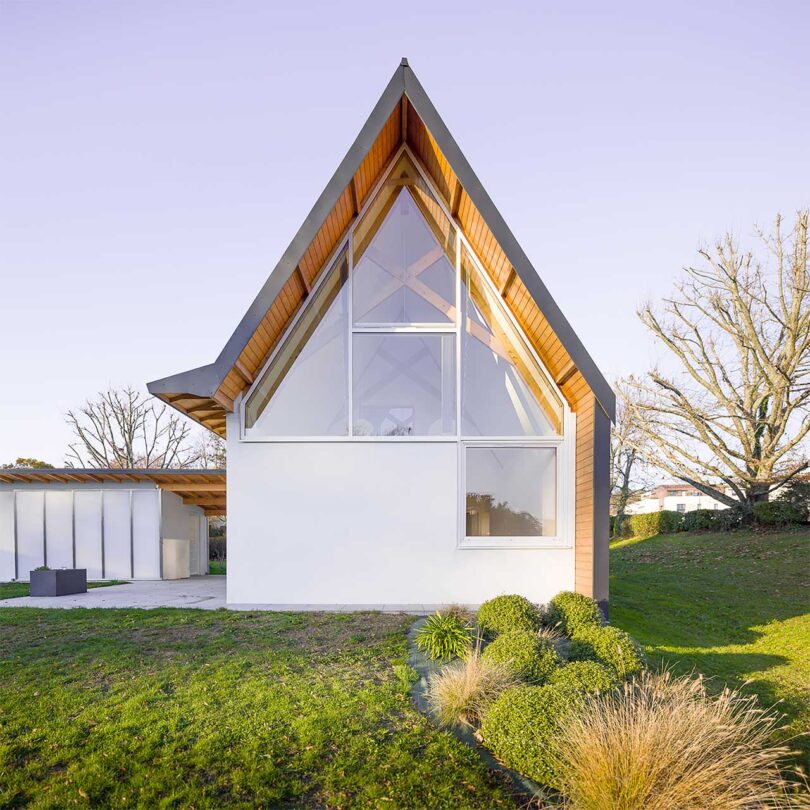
<box><xmin>148</xmin><ymin>59</ymin><xmax>615</xmax><ymax>435</ymax></box>
<box><xmin>0</xmin><ymin>468</ymin><xmax>226</xmax><ymax>515</ymax></box>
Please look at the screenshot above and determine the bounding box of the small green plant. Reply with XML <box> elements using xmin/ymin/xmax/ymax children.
<box><xmin>427</xmin><ymin>646</ymin><xmax>517</xmax><ymax>727</ymax></box>
<box><xmin>569</xmin><ymin>625</ymin><xmax>645</xmax><ymax>678</ymax></box>
<box><xmin>392</xmin><ymin>663</ymin><xmax>419</xmax><ymax>694</ymax></box>
<box><xmin>549</xmin><ymin>660</ymin><xmax>618</xmax><ymax>694</ymax></box>
<box><xmin>545</xmin><ymin>591</ymin><xmax>603</xmax><ymax>636</ymax></box>
<box><xmin>477</xmin><ymin>594</ymin><xmax>542</xmax><ymax>637</ymax></box>
<box><xmin>481</xmin><ymin>630</ymin><xmax>561</xmax><ymax>684</ymax></box>
<box><xmin>481</xmin><ymin>684</ymin><xmax>582</xmax><ymax>788</ymax></box>
<box><xmin>414</xmin><ymin>612</ymin><xmax>473</xmax><ymax>661</ymax></box>
<box><xmin>33</xmin><ymin>566</ymin><xmax>50</xmax><ymax>572</ymax></box>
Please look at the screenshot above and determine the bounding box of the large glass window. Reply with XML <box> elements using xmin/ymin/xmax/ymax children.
<box><xmin>352</xmin><ymin>333</ymin><xmax>456</xmax><ymax>436</ymax></box>
<box><xmin>353</xmin><ymin>188</ymin><xmax>456</xmax><ymax>325</ymax></box>
<box><xmin>465</xmin><ymin>446</ymin><xmax>557</xmax><ymax>537</ymax></box>
<box><xmin>244</xmin><ymin>249</ymin><xmax>349</xmax><ymax>435</ymax></box>
<box><xmin>461</xmin><ymin>246</ymin><xmax>563</xmax><ymax>436</ymax></box>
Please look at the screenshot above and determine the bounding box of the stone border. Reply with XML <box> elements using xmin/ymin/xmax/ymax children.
<box><xmin>406</xmin><ymin>618</ymin><xmax>544</xmax><ymax>802</ymax></box>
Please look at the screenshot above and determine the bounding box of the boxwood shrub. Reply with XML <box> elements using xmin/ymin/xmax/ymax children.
<box><xmin>477</xmin><ymin>594</ymin><xmax>542</xmax><ymax>637</ymax></box>
<box><xmin>548</xmin><ymin>660</ymin><xmax>618</xmax><ymax>693</ymax></box>
<box><xmin>545</xmin><ymin>591</ymin><xmax>603</xmax><ymax>636</ymax></box>
<box><xmin>481</xmin><ymin>684</ymin><xmax>582</xmax><ymax>788</ymax></box>
<box><xmin>482</xmin><ymin>630</ymin><xmax>561</xmax><ymax>684</ymax></box>
<box><xmin>568</xmin><ymin>625</ymin><xmax>645</xmax><ymax>678</ymax></box>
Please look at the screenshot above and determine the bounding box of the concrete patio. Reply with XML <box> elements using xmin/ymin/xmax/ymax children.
<box><xmin>0</xmin><ymin>577</ymin><xmax>446</xmax><ymax>613</ymax></box>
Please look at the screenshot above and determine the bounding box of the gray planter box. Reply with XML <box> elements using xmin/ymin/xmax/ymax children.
<box><xmin>29</xmin><ymin>569</ymin><xmax>87</xmax><ymax>597</ymax></box>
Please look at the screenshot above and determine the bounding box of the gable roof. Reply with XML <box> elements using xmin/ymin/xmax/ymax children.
<box><xmin>148</xmin><ymin>59</ymin><xmax>615</xmax><ymax>434</ymax></box>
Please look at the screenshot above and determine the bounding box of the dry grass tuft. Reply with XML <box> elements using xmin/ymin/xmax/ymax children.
<box><xmin>427</xmin><ymin>646</ymin><xmax>518</xmax><ymax>728</ymax></box>
<box><xmin>553</xmin><ymin>670</ymin><xmax>808</xmax><ymax>810</ymax></box>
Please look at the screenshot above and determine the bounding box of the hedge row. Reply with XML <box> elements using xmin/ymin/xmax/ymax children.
<box><xmin>614</xmin><ymin>500</ymin><xmax>807</xmax><ymax>539</ymax></box>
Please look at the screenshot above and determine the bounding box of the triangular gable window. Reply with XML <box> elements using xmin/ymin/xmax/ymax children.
<box><xmin>243</xmin><ymin>148</ymin><xmax>563</xmax><ymax>440</ymax></box>
<box><xmin>244</xmin><ymin>248</ymin><xmax>349</xmax><ymax>434</ymax></box>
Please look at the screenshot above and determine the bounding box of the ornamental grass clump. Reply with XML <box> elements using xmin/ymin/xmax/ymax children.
<box><xmin>426</xmin><ymin>647</ymin><xmax>518</xmax><ymax>727</ymax></box>
<box><xmin>414</xmin><ymin>611</ymin><xmax>473</xmax><ymax>661</ymax></box>
<box><xmin>481</xmin><ymin>684</ymin><xmax>582</xmax><ymax>788</ymax></box>
<box><xmin>477</xmin><ymin>594</ymin><xmax>543</xmax><ymax>636</ymax></box>
<box><xmin>568</xmin><ymin>624</ymin><xmax>645</xmax><ymax>679</ymax></box>
<box><xmin>481</xmin><ymin>630</ymin><xmax>562</xmax><ymax>684</ymax></box>
<box><xmin>545</xmin><ymin>591</ymin><xmax>603</xmax><ymax>636</ymax></box>
<box><xmin>553</xmin><ymin>670</ymin><xmax>807</xmax><ymax>810</ymax></box>
<box><xmin>549</xmin><ymin>660</ymin><xmax>618</xmax><ymax>694</ymax></box>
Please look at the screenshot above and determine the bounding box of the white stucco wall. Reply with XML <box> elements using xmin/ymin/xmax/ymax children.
<box><xmin>160</xmin><ymin>491</ymin><xmax>208</xmax><ymax>576</ymax></box>
<box><xmin>227</xmin><ymin>414</ymin><xmax>575</xmax><ymax>606</ymax></box>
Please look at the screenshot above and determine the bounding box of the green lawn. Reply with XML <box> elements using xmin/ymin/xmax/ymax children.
<box><xmin>611</xmin><ymin>529</ymin><xmax>810</xmax><ymax>764</ymax></box>
<box><xmin>0</xmin><ymin>580</ymin><xmax>128</xmax><ymax>600</ymax></box>
<box><xmin>0</xmin><ymin>608</ymin><xmax>514</xmax><ymax>808</ymax></box>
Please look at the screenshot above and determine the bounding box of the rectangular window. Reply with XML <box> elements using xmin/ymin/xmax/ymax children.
<box><xmin>676</xmin><ymin>503</ymin><xmax>686</xmax><ymax>513</ymax></box>
<box><xmin>465</xmin><ymin>446</ymin><xmax>556</xmax><ymax>538</ymax></box>
<box><xmin>352</xmin><ymin>333</ymin><xmax>456</xmax><ymax>436</ymax></box>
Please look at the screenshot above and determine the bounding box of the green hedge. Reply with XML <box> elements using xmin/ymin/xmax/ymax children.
<box><xmin>481</xmin><ymin>630</ymin><xmax>561</xmax><ymax>684</ymax></box>
<box><xmin>617</xmin><ymin>510</ymin><xmax>683</xmax><ymax>539</ymax></box>
<box><xmin>545</xmin><ymin>591</ymin><xmax>603</xmax><ymax>636</ymax></box>
<box><xmin>477</xmin><ymin>594</ymin><xmax>542</xmax><ymax>636</ymax></box>
<box><xmin>753</xmin><ymin>501</ymin><xmax>807</xmax><ymax>526</ymax></box>
<box><xmin>481</xmin><ymin>685</ymin><xmax>581</xmax><ymax>788</ymax></box>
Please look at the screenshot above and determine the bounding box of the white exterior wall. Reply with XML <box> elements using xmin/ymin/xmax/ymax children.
<box><xmin>161</xmin><ymin>491</ymin><xmax>208</xmax><ymax>576</ymax></box>
<box><xmin>226</xmin><ymin>414</ymin><xmax>575</xmax><ymax>606</ymax></box>
<box><xmin>0</xmin><ymin>484</ymin><xmax>206</xmax><ymax>582</ymax></box>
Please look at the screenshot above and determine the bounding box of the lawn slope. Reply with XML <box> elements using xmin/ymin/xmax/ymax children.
<box><xmin>0</xmin><ymin>609</ymin><xmax>514</xmax><ymax>808</ymax></box>
<box><xmin>611</xmin><ymin>530</ymin><xmax>810</xmax><ymax>764</ymax></box>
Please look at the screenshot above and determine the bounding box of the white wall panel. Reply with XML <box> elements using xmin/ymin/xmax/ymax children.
<box><xmin>132</xmin><ymin>490</ymin><xmax>161</xmax><ymax>579</ymax></box>
<box><xmin>226</xmin><ymin>412</ymin><xmax>575</xmax><ymax>606</ymax></box>
<box><xmin>45</xmin><ymin>491</ymin><xmax>74</xmax><ymax>570</ymax></box>
<box><xmin>102</xmin><ymin>491</ymin><xmax>131</xmax><ymax>580</ymax></box>
<box><xmin>74</xmin><ymin>491</ymin><xmax>103</xmax><ymax>579</ymax></box>
<box><xmin>16</xmin><ymin>491</ymin><xmax>45</xmax><ymax>579</ymax></box>
<box><xmin>0</xmin><ymin>492</ymin><xmax>15</xmax><ymax>581</ymax></box>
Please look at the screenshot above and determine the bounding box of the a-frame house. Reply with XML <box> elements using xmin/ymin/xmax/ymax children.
<box><xmin>148</xmin><ymin>60</ymin><xmax>614</xmax><ymax>610</ymax></box>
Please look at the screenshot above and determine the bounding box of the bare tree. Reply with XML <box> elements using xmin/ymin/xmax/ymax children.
<box><xmin>625</xmin><ymin>211</ymin><xmax>810</xmax><ymax>510</ymax></box>
<box><xmin>610</xmin><ymin>377</ymin><xmax>653</xmax><ymax>532</ymax></box>
<box><xmin>66</xmin><ymin>386</ymin><xmax>202</xmax><ymax>468</ymax></box>
<box><xmin>193</xmin><ymin>431</ymin><xmax>227</xmax><ymax>469</ymax></box>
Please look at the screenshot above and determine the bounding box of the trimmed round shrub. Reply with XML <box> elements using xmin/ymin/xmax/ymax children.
<box><xmin>477</xmin><ymin>594</ymin><xmax>542</xmax><ymax>637</ymax></box>
<box><xmin>481</xmin><ymin>684</ymin><xmax>582</xmax><ymax>787</ymax></box>
<box><xmin>752</xmin><ymin>500</ymin><xmax>806</xmax><ymax>527</ymax></box>
<box><xmin>549</xmin><ymin>660</ymin><xmax>618</xmax><ymax>694</ymax></box>
<box><xmin>568</xmin><ymin>625</ymin><xmax>645</xmax><ymax>678</ymax></box>
<box><xmin>481</xmin><ymin>630</ymin><xmax>561</xmax><ymax>684</ymax></box>
<box><xmin>545</xmin><ymin>591</ymin><xmax>603</xmax><ymax>637</ymax></box>
<box><xmin>414</xmin><ymin>612</ymin><xmax>473</xmax><ymax>661</ymax></box>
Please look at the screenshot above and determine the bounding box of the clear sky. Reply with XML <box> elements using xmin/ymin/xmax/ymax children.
<box><xmin>1</xmin><ymin>0</ymin><xmax>808</xmax><ymax>464</ymax></box>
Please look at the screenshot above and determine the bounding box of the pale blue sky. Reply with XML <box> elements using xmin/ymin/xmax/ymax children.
<box><xmin>1</xmin><ymin>1</ymin><xmax>808</xmax><ymax>463</ymax></box>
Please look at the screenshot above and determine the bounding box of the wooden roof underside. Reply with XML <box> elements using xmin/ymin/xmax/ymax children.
<box><xmin>148</xmin><ymin>62</ymin><xmax>614</xmax><ymax>435</ymax></box>
<box><xmin>0</xmin><ymin>469</ymin><xmax>226</xmax><ymax>516</ymax></box>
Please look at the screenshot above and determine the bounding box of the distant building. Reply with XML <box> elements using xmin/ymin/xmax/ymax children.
<box><xmin>625</xmin><ymin>484</ymin><xmax>728</xmax><ymax>515</ymax></box>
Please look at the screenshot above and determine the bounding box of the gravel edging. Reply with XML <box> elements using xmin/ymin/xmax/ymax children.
<box><xmin>406</xmin><ymin>617</ymin><xmax>545</xmax><ymax>803</ymax></box>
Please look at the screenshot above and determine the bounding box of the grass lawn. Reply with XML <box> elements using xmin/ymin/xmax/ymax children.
<box><xmin>0</xmin><ymin>609</ymin><xmax>515</xmax><ymax>808</ymax></box>
<box><xmin>611</xmin><ymin>529</ymin><xmax>810</xmax><ymax>764</ymax></box>
<box><xmin>0</xmin><ymin>580</ymin><xmax>128</xmax><ymax>600</ymax></box>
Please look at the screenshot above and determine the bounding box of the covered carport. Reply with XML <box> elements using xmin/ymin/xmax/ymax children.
<box><xmin>0</xmin><ymin>469</ymin><xmax>225</xmax><ymax>582</ymax></box>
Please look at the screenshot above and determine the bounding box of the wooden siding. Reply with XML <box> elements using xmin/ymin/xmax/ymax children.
<box><xmin>574</xmin><ymin>392</ymin><xmax>596</xmax><ymax>597</ymax></box>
